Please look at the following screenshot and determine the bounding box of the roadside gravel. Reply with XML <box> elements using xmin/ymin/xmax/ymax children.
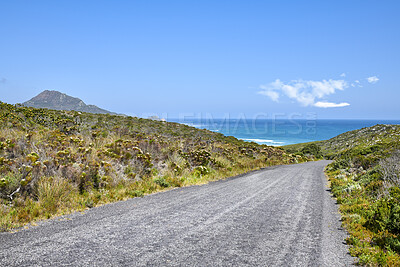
<box><xmin>0</xmin><ymin>160</ymin><xmax>354</xmax><ymax>266</ymax></box>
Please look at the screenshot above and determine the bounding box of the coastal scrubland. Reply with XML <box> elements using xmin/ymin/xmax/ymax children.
<box><xmin>285</xmin><ymin>124</ymin><xmax>400</xmax><ymax>266</ymax></box>
<box><xmin>0</xmin><ymin>102</ymin><xmax>309</xmax><ymax>231</ymax></box>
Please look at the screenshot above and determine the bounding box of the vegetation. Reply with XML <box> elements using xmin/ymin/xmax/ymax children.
<box><xmin>0</xmin><ymin>101</ymin><xmax>309</xmax><ymax>231</ymax></box>
<box><xmin>283</xmin><ymin>142</ymin><xmax>323</xmax><ymax>159</ymax></box>
<box><xmin>285</xmin><ymin>124</ymin><xmax>400</xmax><ymax>265</ymax></box>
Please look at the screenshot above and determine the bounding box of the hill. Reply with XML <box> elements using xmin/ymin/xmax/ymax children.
<box><xmin>285</xmin><ymin>124</ymin><xmax>400</xmax><ymax>156</ymax></box>
<box><xmin>284</xmin><ymin>124</ymin><xmax>400</xmax><ymax>265</ymax></box>
<box><xmin>0</xmin><ymin>101</ymin><xmax>308</xmax><ymax>231</ymax></box>
<box><xmin>23</xmin><ymin>90</ymin><xmax>116</xmax><ymax>114</ymax></box>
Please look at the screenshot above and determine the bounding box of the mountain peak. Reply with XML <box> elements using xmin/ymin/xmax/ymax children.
<box><xmin>23</xmin><ymin>90</ymin><xmax>115</xmax><ymax>114</ymax></box>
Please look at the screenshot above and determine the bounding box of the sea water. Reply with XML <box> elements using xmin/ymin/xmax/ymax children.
<box><xmin>168</xmin><ymin>118</ymin><xmax>400</xmax><ymax>146</ymax></box>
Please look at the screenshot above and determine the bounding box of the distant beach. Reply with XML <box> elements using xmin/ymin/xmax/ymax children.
<box><xmin>169</xmin><ymin>118</ymin><xmax>400</xmax><ymax>146</ymax></box>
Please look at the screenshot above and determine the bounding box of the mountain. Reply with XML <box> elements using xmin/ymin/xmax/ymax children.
<box><xmin>23</xmin><ymin>90</ymin><xmax>116</xmax><ymax>114</ymax></box>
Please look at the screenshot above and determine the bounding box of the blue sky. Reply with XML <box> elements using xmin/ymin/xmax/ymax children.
<box><xmin>1</xmin><ymin>0</ymin><xmax>399</xmax><ymax>119</ymax></box>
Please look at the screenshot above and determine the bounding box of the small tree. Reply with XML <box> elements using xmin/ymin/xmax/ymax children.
<box><xmin>301</xmin><ymin>144</ymin><xmax>322</xmax><ymax>158</ymax></box>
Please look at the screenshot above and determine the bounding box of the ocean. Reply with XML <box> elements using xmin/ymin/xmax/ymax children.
<box><xmin>168</xmin><ymin>118</ymin><xmax>400</xmax><ymax>146</ymax></box>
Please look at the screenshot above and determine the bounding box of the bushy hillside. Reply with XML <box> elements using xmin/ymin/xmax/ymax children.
<box><xmin>0</xmin><ymin>102</ymin><xmax>307</xmax><ymax>231</ymax></box>
<box><xmin>285</xmin><ymin>124</ymin><xmax>400</xmax><ymax>159</ymax></box>
<box><xmin>285</xmin><ymin>124</ymin><xmax>400</xmax><ymax>265</ymax></box>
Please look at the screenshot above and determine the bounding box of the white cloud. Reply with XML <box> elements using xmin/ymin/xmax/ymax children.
<box><xmin>367</xmin><ymin>76</ymin><xmax>379</xmax><ymax>83</ymax></box>
<box><xmin>354</xmin><ymin>80</ymin><xmax>363</xmax><ymax>87</ymax></box>
<box><xmin>258</xmin><ymin>89</ymin><xmax>279</xmax><ymax>102</ymax></box>
<box><xmin>340</xmin><ymin>73</ymin><xmax>346</xmax><ymax>77</ymax></box>
<box><xmin>314</xmin><ymin>101</ymin><xmax>350</xmax><ymax>108</ymax></box>
<box><xmin>258</xmin><ymin>78</ymin><xmax>349</xmax><ymax>108</ymax></box>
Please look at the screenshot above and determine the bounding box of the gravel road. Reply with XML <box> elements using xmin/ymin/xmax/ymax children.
<box><xmin>0</xmin><ymin>160</ymin><xmax>354</xmax><ymax>266</ymax></box>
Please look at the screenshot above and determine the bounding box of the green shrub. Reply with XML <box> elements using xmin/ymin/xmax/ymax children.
<box><xmin>131</xmin><ymin>190</ymin><xmax>144</xmax><ymax>197</ymax></box>
<box><xmin>301</xmin><ymin>144</ymin><xmax>322</xmax><ymax>158</ymax></box>
<box><xmin>330</xmin><ymin>158</ymin><xmax>350</xmax><ymax>171</ymax></box>
<box><xmin>193</xmin><ymin>166</ymin><xmax>210</xmax><ymax>177</ymax></box>
<box><xmin>153</xmin><ymin>177</ymin><xmax>170</xmax><ymax>188</ymax></box>
<box><xmin>361</xmin><ymin>187</ymin><xmax>400</xmax><ymax>254</ymax></box>
<box><xmin>0</xmin><ymin>173</ymin><xmax>21</xmax><ymax>199</ymax></box>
